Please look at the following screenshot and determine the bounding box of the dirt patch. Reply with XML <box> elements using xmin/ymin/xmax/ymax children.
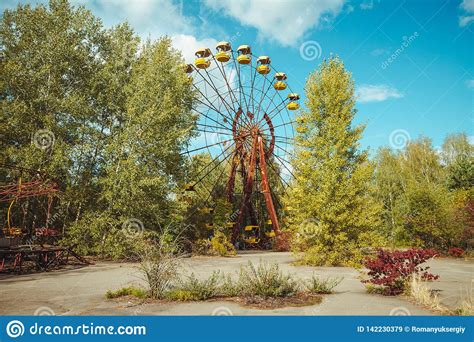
<box><xmin>107</xmin><ymin>293</ymin><xmax>323</xmax><ymax>310</ymax></box>
<box><xmin>223</xmin><ymin>293</ymin><xmax>323</xmax><ymax>309</ymax></box>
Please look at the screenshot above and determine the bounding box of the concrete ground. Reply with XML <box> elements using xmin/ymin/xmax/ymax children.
<box><xmin>0</xmin><ymin>252</ymin><xmax>472</xmax><ymax>316</ymax></box>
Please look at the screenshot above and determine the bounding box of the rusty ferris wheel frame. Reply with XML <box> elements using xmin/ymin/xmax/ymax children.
<box><xmin>181</xmin><ymin>42</ymin><xmax>299</xmax><ymax>245</ymax></box>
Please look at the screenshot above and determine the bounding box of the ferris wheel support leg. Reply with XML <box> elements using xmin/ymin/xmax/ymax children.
<box><xmin>231</xmin><ymin>137</ymin><xmax>258</xmax><ymax>244</ymax></box>
<box><xmin>257</xmin><ymin>137</ymin><xmax>281</xmax><ymax>235</ymax></box>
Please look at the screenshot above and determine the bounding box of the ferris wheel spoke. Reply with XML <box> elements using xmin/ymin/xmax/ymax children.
<box><xmin>194</xmin><ymin>128</ymin><xmax>234</xmax><ymax>136</ymax></box>
<box><xmin>261</xmin><ymin>143</ymin><xmax>296</xmax><ymax>179</ymax></box>
<box><xmin>231</xmin><ymin>51</ymin><xmax>250</xmax><ymax>115</ymax></box>
<box><xmin>204</xmin><ymin>64</ymin><xmax>253</xmax><ymax>132</ymax></box>
<box><xmin>255</xmin><ymin>78</ymin><xmax>275</xmax><ymax>124</ymax></box>
<box><xmin>196</xmin><ymin>122</ymin><xmax>233</xmax><ymax>133</ymax></box>
<box><xmin>202</xmin><ymin>67</ymin><xmax>240</xmax><ymax>117</ymax></box>
<box><xmin>193</xmin><ymin>140</ymin><xmax>234</xmax><ymax>186</ymax></box>
<box><xmin>193</xmin><ymin>86</ymin><xmax>234</xmax><ymax>126</ymax></box>
<box><xmin>193</xmin><ymin>107</ymin><xmax>230</xmax><ymax>131</ymax></box>
<box><xmin>210</xmin><ymin>55</ymin><xmax>240</xmax><ymax>111</ymax></box>
<box><xmin>253</xmin><ymin>74</ymin><xmax>267</xmax><ymax>124</ymax></box>
<box><xmin>262</xmin><ymin>119</ymin><xmax>297</xmax><ymax>132</ymax></box>
<box><xmin>248</xmin><ymin>57</ymin><xmax>259</xmax><ymax>117</ymax></box>
<box><xmin>262</xmin><ymin>95</ymin><xmax>285</xmax><ymax>123</ymax></box>
<box><xmin>272</xmin><ymin>142</ymin><xmax>296</xmax><ymax>159</ymax></box>
<box><xmin>181</xmin><ymin>134</ymin><xmax>243</xmax><ymax>155</ymax></box>
<box><xmin>190</xmin><ymin>153</ymin><xmax>231</xmax><ymax>208</ymax></box>
<box><xmin>263</xmin><ymin>158</ymin><xmax>291</xmax><ymax>193</ymax></box>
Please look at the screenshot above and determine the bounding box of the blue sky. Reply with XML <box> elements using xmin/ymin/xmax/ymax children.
<box><xmin>2</xmin><ymin>0</ymin><xmax>473</xmax><ymax>153</ymax></box>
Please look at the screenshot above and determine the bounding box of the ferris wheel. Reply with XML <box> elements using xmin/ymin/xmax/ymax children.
<box><xmin>181</xmin><ymin>41</ymin><xmax>299</xmax><ymax>246</ymax></box>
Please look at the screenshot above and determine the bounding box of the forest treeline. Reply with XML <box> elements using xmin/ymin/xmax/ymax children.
<box><xmin>1</xmin><ymin>1</ymin><xmax>472</xmax><ymax>263</ymax></box>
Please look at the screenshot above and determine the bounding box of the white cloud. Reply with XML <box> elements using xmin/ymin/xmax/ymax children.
<box><xmin>370</xmin><ymin>48</ymin><xmax>389</xmax><ymax>57</ymax></box>
<box><xmin>71</xmin><ymin>1</ymin><xmax>218</xmax><ymax>68</ymax></box>
<box><xmin>459</xmin><ymin>0</ymin><xmax>474</xmax><ymax>27</ymax></box>
<box><xmin>171</xmin><ymin>34</ymin><xmax>218</xmax><ymax>64</ymax></box>
<box><xmin>202</xmin><ymin>0</ymin><xmax>345</xmax><ymax>46</ymax></box>
<box><xmin>461</xmin><ymin>0</ymin><xmax>474</xmax><ymax>12</ymax></box>
<box><xmin>360</xmin><ymin>0</ymin><xmax>377</xmax><ymax>10</ymax></box>
<box><xmin>356</xmin><ymin>84</ymin><xmax>403</xmax><ymax>103</ymax></box>
<box><xmin>459</xmin><ymin>15</ymin><xmax>474</xmax><ymax>27</ymax></box>
<box><xmin>72</xmin><ymin>0</ymin><xmax>191</xmax><ymax>39</ymax></box>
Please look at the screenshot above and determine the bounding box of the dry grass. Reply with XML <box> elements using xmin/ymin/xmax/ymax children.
<box><xmin>408</xmin><ymin>275</ymin><xmax>446</xmax><ymax>313</ymax></box>
<box><xmin>455</xmin><ymin>280</ymin><xmax>474</xmax><ymax>316</ymax></box>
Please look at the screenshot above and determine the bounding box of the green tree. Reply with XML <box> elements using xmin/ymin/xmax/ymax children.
<box><xmin>373</xmin><ymin>137</ymin><xmax>468</xmax><ymax>249</ymax></box>
<box><xmin>1</xmin><ymin>1</ymin><xmax>198</xmax><ymax>258</ymax></box>
<box><xmin>286</xmin><ymin>57</ymin><xmax>382</xmax><ymax>266</ymax></box>
<box><xmin>0</xmin><ymin>0</ymin><xmax>133</xmax><ymax>233</ymax></box>
<box><xmin>68</xmin><ymin>37</ymin><xmax>198</xmax><ymax>257</ymax></box>
<box><xmin>442</xmin><ymin>133</ymin><xmax>474</xmax><ymax>190</ymax></box>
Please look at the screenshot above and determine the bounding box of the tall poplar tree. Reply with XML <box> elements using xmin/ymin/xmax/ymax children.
<box><xmin>287</xmin><ymin>57</ymin><xmax>382</xmax><ymax>266</ymax></box>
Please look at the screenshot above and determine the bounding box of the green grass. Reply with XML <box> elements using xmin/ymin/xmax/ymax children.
<box><xmin>305</xmin><ymin>275</ymin><xmax>342</xmax><ymax>294</ymax></box>
<box><xmin>170</xmin><ymin>271</ymin><xmax>221</xmax><ymax>301</ymax></box>
<box><xmin>105</xmin><ymin>286</ymin><xmax>148</xmax><ymax>299</ymax></box>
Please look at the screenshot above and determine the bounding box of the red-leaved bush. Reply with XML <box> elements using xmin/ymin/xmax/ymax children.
<box><xmin>363</xmin><ymin>248</ymin><xmax>439</xmax><ymax>295</ymax></box>
<box><xmin>447</xmin><ymin>247</ymin><xmax>465</xmax><ymax>258</ymax></box>
<box><xmin>275</xmin><ymin>231</ymin><xmax>292</xmax><ymax>251</ymax></box>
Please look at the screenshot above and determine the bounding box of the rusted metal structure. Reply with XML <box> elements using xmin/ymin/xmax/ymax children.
<box><xmin>182</xmin><ymin>42</ymin><xmax>298</xmax><ymax>247</ymax></box>
<box><xmin>0</xmin><ymin>165</ymin><xmax>88</xmax><ymax>272</ymax></box>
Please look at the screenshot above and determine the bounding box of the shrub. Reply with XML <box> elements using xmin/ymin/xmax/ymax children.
<box><xmin>305</xmin><ymin>276</ymin><xmax>342</xmax><ymax>294</ymax></box>
<box><xmin>192</xmin><ymin>239</ymin><xmax>211</xmax><ymax>255</ymax></box>
<box><xmin>170</xmin><ymin>272</ymin><xmax>221</xmax><ymax>300</ymax></box>
<box><xmin>220</xmin><ymin>273</ymin><xmax>239</xmax><ymax>297</ymax></box>
<box><xmin>105</xmin><ymin>286</ymin><xmax>148</xmax><ymax>299</ymax></box>
<box><xmin>138</xmin><ymin>226</ymin><xmax>183</xmax><ymax>299</ymax></box>
<box><xmin>209</xmin><ymin>232</ymin><xmax>236</xmax><ymax>256</ymax></box>
<box><xmin>448</xmin><ymin>247</ymin><xmax>465</xmax><ymax>258</ymax></box>
<box><xmin>363</xmin><ymin>248</ymin><xmax>439</xmax><ymax>295</ymax></box>
<box><xmin>192</xmin><ymin>232</ymin><xmax>236</xmax><ymax>256</ymax></box>
<box><xmin>297</xmin><ymin>239</ymin><xmax>363</xmax><ymax>267</ymax></box>
<box><xmin>275</xmin><ymin>231</ymin><xmax>292</xmax><ymax>251</ymax></box>
<box><xmin>236</xmin><ymin>261</ymin><xmax>299</xmax><ymax>298</ymax></box>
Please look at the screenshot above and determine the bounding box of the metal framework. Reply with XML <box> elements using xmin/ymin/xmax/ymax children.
<box><xmin>182</xmin><ymin>43</ymin><xmax>299</xmax><ymax>246</ymax></box>
<box><xmin>0</xmin><ymin>165</ymin><xmax>88</xmax><ymax>273</ymax></box>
